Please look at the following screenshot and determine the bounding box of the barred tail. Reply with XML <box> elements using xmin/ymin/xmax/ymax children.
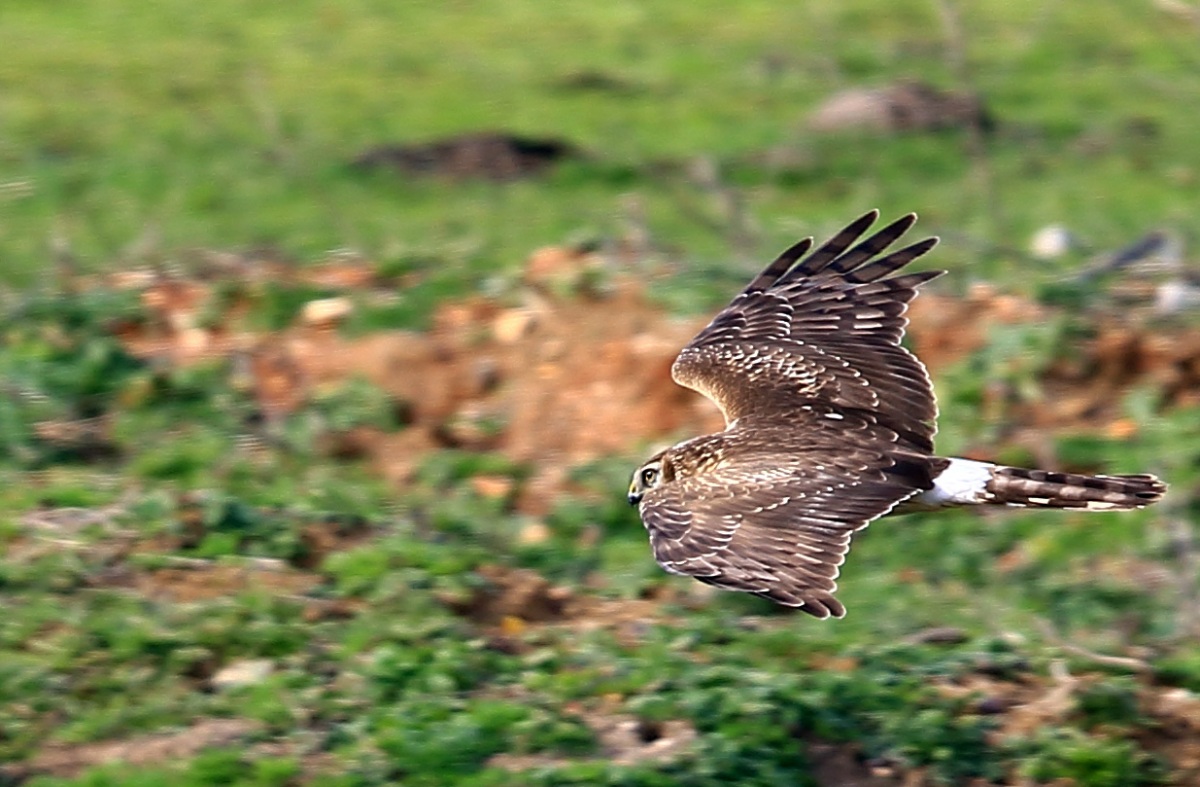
<box><xmin>913</xmin><ymin>457</ymin><xmax>1167</xmax><ymax>512</ymax></box>
<box><xmin>985</xmin><ymin>466</ymin><xmax>1166</xmax><ymax>511</ymax></box>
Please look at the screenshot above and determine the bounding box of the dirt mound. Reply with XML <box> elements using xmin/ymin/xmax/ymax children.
<box><xmin>269</xmin><ymin>277</ymin><xmax>721</xmax><ymax>511</ymax></box>
<box><xmin>809</xmin><ymin>79</ymin><xmax>992</xmax><ymax>134</ymax></box>
<box><xmin>351</xmin><ymin>132</ymin><xmax>578</xmax><ymax>180</ymax></box>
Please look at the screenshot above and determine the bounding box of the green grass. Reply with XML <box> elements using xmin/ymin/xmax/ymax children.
<box><xmin>3</xmin><ymin>0</ymin><xmax>1200</xmax><ymax>784</ymax></box>
<box><xmin>2</xmin><ymin>308</ymin><xmax>1196</xmax><ymax>783</ymax></box>
<box><xmin>3</xmin><ymin>0</ymin><xmax>1200</xmax><ymax>294</ymax></box>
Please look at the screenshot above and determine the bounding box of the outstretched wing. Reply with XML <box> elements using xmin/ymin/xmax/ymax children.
<box><xmin>672</xmin><ymin>211</ymin><xmax>943</xmax><ymax>452</ymax></box>
<box><xmin>638</xmin><ymin>409</ymin><xmax>934</xmax><ymax>618</ymax></box>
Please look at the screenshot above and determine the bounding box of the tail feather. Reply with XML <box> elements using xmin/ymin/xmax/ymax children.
<box><xmin>986</xmin><ymin>466</ymin><xmax>1165</xmax><ymax>511</ymax></box>
<box><xmin>912</xmin><ymin>457</ymin><xmax>1166</xmax><ymax>512</ymax></box>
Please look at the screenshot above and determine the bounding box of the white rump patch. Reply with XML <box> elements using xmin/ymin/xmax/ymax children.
<box><xmin>914</xmin><ymin>457</ymin><xmax>995</xmax><ymax>507</ymax></box>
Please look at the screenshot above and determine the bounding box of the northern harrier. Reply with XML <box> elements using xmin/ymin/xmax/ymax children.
<box><xmin>628</xmin><ymin>211</ymin><xmax>1166</xmax><ymax>618</ymax></box>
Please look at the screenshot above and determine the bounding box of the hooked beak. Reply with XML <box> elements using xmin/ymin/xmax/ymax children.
<box><xmin>627</xmin><ymin>490</ymin><xmax>642</xmax><ymax>506</ymax></box>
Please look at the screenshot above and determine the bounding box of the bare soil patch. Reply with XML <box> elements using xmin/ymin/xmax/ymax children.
<box><xmin>351</xmin><ymin>132</ymin><xmax>578</xmax><ymax>181</ymax></box>
<box><xmin>1</xmin><ymin>719</ymin><xmax>260</xmax><ymax>782</ymax></box>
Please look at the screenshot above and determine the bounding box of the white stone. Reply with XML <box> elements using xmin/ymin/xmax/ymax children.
<box><xmin>1029</xmin><ymin>224</ymin><xmax>1073</xmax><ymax>260</ymax></box>
<box><xmin>211</xmin><ymin>659</ymin><xmax>273</xmax><ymax>690</ymax></box>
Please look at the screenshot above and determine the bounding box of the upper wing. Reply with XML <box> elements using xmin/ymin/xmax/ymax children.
<box><xmin>672</xmin><ymin>211</ymin><xmax>943</xmax><ymax>452</ymax></box>
<box><xmin>638</xmin><ymin>409</ymin><xmax>934</xmax><ymax>618</ymax></box>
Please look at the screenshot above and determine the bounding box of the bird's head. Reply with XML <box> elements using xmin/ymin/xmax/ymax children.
<box><xmin>628</xmin><ymin>450</ymin><xmax>670</xmax><ymax>505</ymax></box>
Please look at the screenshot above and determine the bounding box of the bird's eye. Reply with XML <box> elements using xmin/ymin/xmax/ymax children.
<box><xmin>641</xmin><ymin>467</ymin><xmax>658</xmax><ymax>485</ymax></box>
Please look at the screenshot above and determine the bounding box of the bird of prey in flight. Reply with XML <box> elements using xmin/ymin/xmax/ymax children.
<box><xmin>628</xmin><ymin>211</ymin><xmax>1166</xmax><ymax>618</ymax></box>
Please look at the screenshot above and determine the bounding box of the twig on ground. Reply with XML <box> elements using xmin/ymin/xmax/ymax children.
<box><xmin>1035</xmin><ymin>618</ymin><xmax>1152</xmax><ymax>674</ymax></box>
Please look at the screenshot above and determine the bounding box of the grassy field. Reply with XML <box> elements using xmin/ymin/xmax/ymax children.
<box><xmin>3</xmin><ymin>1</ymin><xmax>1200</xmax><ymax>785</ymax></box>
<box><xmin>5</xmin><ymin>0</ymin><xmax>1200</xmax><ymax>291</ymax></box>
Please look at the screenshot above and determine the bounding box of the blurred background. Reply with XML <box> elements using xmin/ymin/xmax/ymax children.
<box><xmin>3</xmin><ymin>1</ymin><xmax>1200</xmax><ymax>785</ymax></box>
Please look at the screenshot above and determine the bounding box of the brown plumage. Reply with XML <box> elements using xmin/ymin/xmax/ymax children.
<box><xmin>967</xmin><ymin>467</ymin><xmax>1164</xmax><ymax>510</ymax></box>
<box><xmin>628</xmin><ymin>211</ymin><xmax>1166</xmax><ymax>619</ymax></box>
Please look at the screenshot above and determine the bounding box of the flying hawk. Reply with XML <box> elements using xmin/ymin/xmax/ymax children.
<box><xmin>627</xmin><ymin>211</ymin><xmax>1166</xmax><ymax>618</ymax></box>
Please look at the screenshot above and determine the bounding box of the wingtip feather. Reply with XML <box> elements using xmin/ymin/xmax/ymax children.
<box><xmin>846</xmin><ymin>209</ymin><xmax>881</xmax><ymax>238</ymax></box>
<box><xmin>744</xmin><ymin>237</ymin><xmax>813</xmax><ymax>292</ymax></box>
